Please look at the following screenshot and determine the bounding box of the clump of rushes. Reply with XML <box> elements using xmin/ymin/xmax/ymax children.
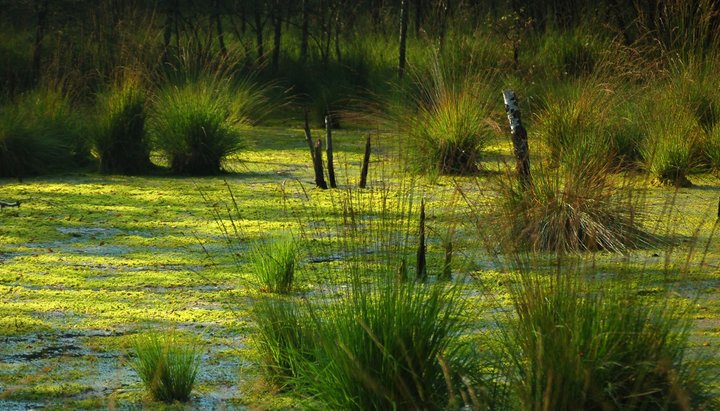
<box><xmin>249</xmin><ymin>237</ymin><xmax>297</xmax><ymax>294</ymax></box>
<box><xmin>131</xmin><ymin>333</ymin><xmax>200</xmax><ymax>403</ymax></box>
<box><xmin>641</xmin><ymin>101</ymin><xmax>702</xmax><ymax>187</ymax></box>
<box><xmin>151</xmin><ymin>77</ymin><xmax>263</xmax><ymax>175</ymax></box>
<box><xmin>94</xmin><ymin>76</ymin><xmax>152</xmax><ymax>174</ymax></box>
<box><xmin>706</xmin><ymin>124</ymin><xmax>720</xmax><ymax>171</ymax></box>
<box><xmin>538</xmin><ymin>29</ymin><xmax>600</xmax><ymax>77</ymax></box>
<box><xmin>537</xmin><ymin>81</ymin><xmax>642</xmax><ymax>168</ymax></box>
<box><xmin>296</xmin><ymin>277</ymin><xmax>490</xmax><ymax>410</ymax></box>
<box><xmin>505</xmin><ymin>274</ymin><xmax>713</xmax><ymax>410</ymax></box>
<box><xmin>0</xmin><ymin>86</ymin><xmax>89</xmax><ymax>178</ymax></box>
<box><xmin>406</xmin><ymin>60</ymin><xmax>496</xmax><ymax>176</ymax></box>
<box><xmin>494</xmin><ymin>157</ymin><xmax>650</xmax><ymax>254</ymax></box>
<box><xmin>253</xmin><ymin>297</ymin><xmax>314</xmax><ymax>388</ymax></box>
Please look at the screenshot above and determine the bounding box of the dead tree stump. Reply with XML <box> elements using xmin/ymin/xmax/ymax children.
<box><xmin>416</xmin><ymin>198</ymin><xmax>427</xmax><ymax>281</ymax></box>
<box><xmin>303</xmin><ymin>108</ymin><xmax>315</xmax><ymax>159</ymax></box>
<box><xmin>313</xmin><ymin>139</ymin><xmax>328</xmax><ymax>189</ymax></box>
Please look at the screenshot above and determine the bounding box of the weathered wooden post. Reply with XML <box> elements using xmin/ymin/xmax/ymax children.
<box><xmin>313</xmin><ymin>139</ymin><xmax>328</xmax><ymax>189</ymax></box>
<box><xmin>502</xmin><ymin>90</ymin><xmax>531</xmax><ymax>189</ymax></box>
<box><xmin>359</xmin><ymin>135</ymin><xmax>371</xmax><ymax>188</ymax></box>
<box><xmin>416</xmin><ymin>198</ymin><xmax>427</xmax><ymax>281</ymax></box>
<box><xmin>325</xmin><ymin>115</ymin><xmax>337</xmax><ymax>188</ymax></box>
<box><xmin>304</xmin><ymin>109</ymin><xmax>327</xmax><ymax>189</ymax></box>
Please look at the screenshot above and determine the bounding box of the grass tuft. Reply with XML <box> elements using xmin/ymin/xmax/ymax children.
<box><xmin>0</xmin><ymin>86</ymin><xmax>89</xmax><ymax>178</ymax></box>
<box><xmin>404</xmin><ymin>58</ymin><xmax>496</xmax><ymax>176</ymax></box>
<box><xmin>641</xmin><ymin>102</ymin><xmax>702</xmax><ymax>187</ymax></box>
<box><xmin>252</xmin><ymin>297</ymin><xmax>315</xmax><ymax>389</ymax></box>
<box><xmin>492</xmin><ymin>158</ymin><xmax>650</xmax><ymax>254</ymax></box>
<box><xmin>505</xmin><ymin>273</ymin><xmax>711</xmax><ymax>410</ymax></box>
<box><xmin>131</xmin><ymin>333</ymin><xmax>200</xmax><ymax>403</ymax></box>
<box><xmin>150</xmin><ymin>77</ymin><xmax>265</xmax><ymax>175</ymax></box>
<box><xmin>94</xmin><ymin>75</ymin><xmax>152</xmax><ymax>174</ymax></box>
<box><xmin>296</xmin><ymin>277</ymin><xmax>488</xmax><ymax>410</ymax></box>
<box><xmin>249</xmin><ymin>237</ymin><xmax>297</xmax><ymax>294</ymax></box>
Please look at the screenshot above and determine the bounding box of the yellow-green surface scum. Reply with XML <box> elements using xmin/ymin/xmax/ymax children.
<box><xmin>1</xmin><ymin>129</ymin><xmax>720</xmax><ymax>408</ymax></box>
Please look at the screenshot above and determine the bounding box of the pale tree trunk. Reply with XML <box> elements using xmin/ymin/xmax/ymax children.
<box><xmin>503</xmin><ymin>90</ymin><xmax>531</xmax><ymax>189</ymax></box>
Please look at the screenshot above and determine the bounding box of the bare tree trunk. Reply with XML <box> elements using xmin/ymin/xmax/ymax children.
<box><xmin>214</xmin><ymin>0</ymin><xmax>227</xmax><ymax>55</ymax></box>
<box><xmin>31</xmin><ymin>0</ymin><xmax>49</xmax><ymax>84</ymax></box>
<box><xmin>321</xmin><ymin>0</ymin><xmax>331</xmax><ymax>66</ymax></box>
<box><xmin>300</xmin><ymin>0</ymin><xmax>309</xmax><ymax>64</ymax></box>
<box><xmin>438</xmin><ymin>0</ymin><xmax>451</xmax><ymax>52</ymax></box>
<box><xmin>398</xmin><ymin>0</ymin><xmax>409</xmax><ymax>79</ymax></box>
<box><xmin>271</xmin><ymin>1</ymin><xmax>282</xmax><ymax>73</ymax></box>
<box><xmin>502</xmin><ymin>90</ymin><xmax>531</xmax><ymax>189</ymax></box>
<box><xmin>334</xmin><ymin>7</ymin><xmax>342</xmax><ymax>62</ymax></box>
<box><xmin>325</xmin><ymin>115</ymin><xmax>337</xmax><ymax>188</ymax></box>
<box><xmin>253</xmin><ymin>1</ymin><xmax>264</xmax><ymax>61</ymax></box>
<box><xmin>414</xmin><ymin>0</ymin><xmax>422</xmax><ymax>36</ymax></box>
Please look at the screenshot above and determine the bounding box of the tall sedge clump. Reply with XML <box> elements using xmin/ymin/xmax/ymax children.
<box><xmin>406</xmin><ymin>59</ymin><xmax>496</xmax><ymax>176</ymax></box>
<box><xmin>706</xmin><ymin>123</ymin><xmax>720</xmax><ymax>171</ymax></box>
<box><xmin>641</xmin><ymin>101</ymin><xmax>702</xmax><ymax>187</ymax></box>
<box><xmin>151</xmin><ymin>77</ymin><xmax>263</xmax><ymax>175</ymax></box>
<box><xmin>252</xmin><ymin>297</ymin><xmax>315</xmax><ymax>389</ymax></box>
<box><xmin>295</xmin><ymin>277</ymin><xmax>489</xmax><ymax>410</ymax></box>
<box><xmin>640</xmin><ymin>59</ymin><xmax>719</xmax><ymax>185</ymax></box>
<box><xmin>131</xmin><ymin>333</ymin><xmax>201</xmax><ymax>403</ymax></box>
<box><xmin>493</xmin><ymin>157</ymin><xmax>650</xmax><ymax>254</ymax></box>
<box><xmin>504</xmin><ymin>273</ymin><xmax>712</xmax><ymax>410</ymax></box>
<box><xmin>0</xmin><ymin>86</ymin><xmax>88</xmax><ymax>178</ymax></box>
<box><xmin>537</xmin><ymin>80</ymin><xmax>643</xmax><ymax>169</ymax></box>
<box><xmin>536</xmin><ymin>29</ymin><xmax>601</xmax><ymax>77</ymax></box>
<box><xmin>249</xmin><ymin>237</ymin><xmax>297</xmax><ymax>294</ymax></box>
<box><xmin>94</xmin><ymin>77</ymin><xmax>152</xmax><ymax>174</ymax></box>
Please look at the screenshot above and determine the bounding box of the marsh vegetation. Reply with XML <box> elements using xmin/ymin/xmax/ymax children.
<box><xmin>2</xmin><ymin>0</ymin><xmax>720</xmax><ymax>409</ymax></box>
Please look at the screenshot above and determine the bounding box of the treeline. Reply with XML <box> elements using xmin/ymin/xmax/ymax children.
<box><xmin>2</xmin><ymin>0</ymin><xmax>719</xmax><ymax>95</ymax></box>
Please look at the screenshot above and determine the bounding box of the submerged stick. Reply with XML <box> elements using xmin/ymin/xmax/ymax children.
<box><xmin>0</xmin><ymin>200</ymin><xmax>20</xmax><ymax>208</ymax></box>
<box><xmin>502</xmin><ymin>90</ymin><xmax>531</xmax><ymax>189</ymax></box>
<box><xmin>359</xmin><ymin>135</ymin><xmax>371</xmax><ymax>188</ymax></box>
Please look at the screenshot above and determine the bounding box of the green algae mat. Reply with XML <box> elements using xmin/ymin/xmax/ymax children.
<box><xmin>1</xmin><ymin>128</ymin><xmax>720</xmax><ymax>409</ymax></box>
